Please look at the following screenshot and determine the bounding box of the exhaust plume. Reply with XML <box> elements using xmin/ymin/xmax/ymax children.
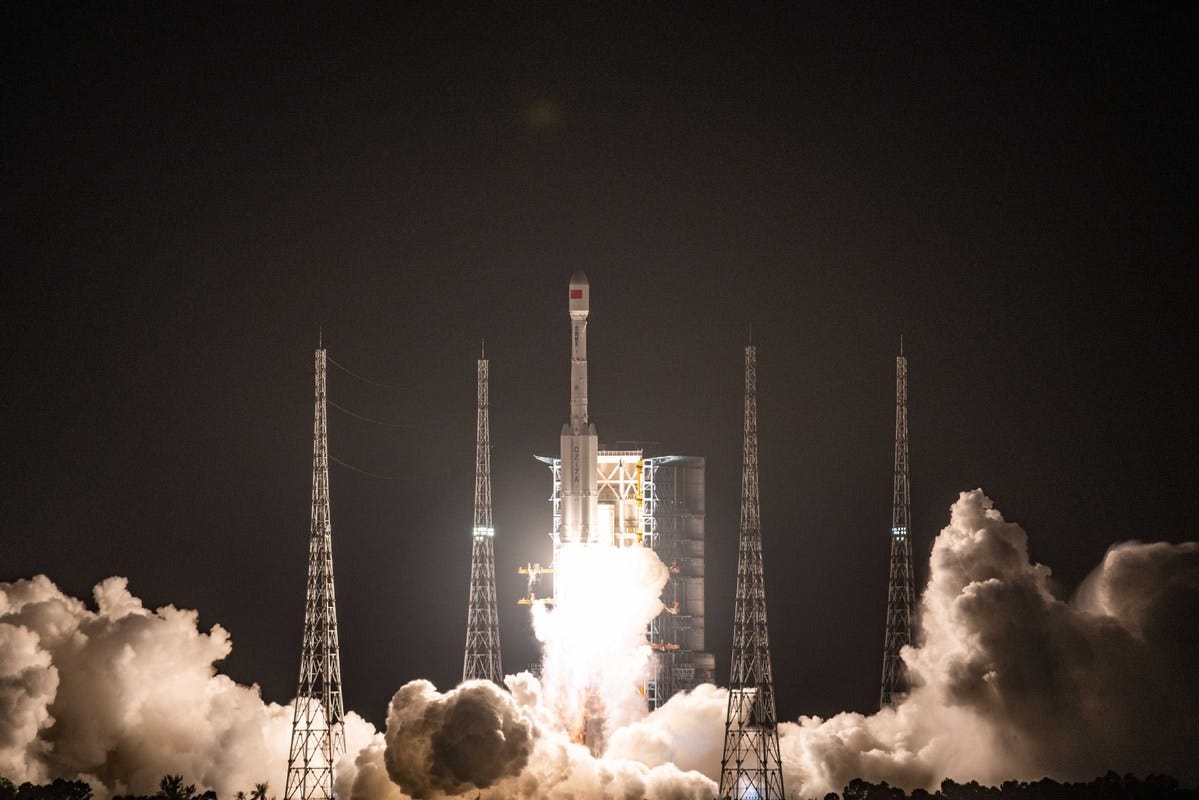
<box><xmin>532</xmin><ymin>542</ymin><xmax>669</xmax><ymax>744</ymax></box>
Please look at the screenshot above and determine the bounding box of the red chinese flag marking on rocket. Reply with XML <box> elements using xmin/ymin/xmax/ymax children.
<box><xmin>570</xmin><ymin>289</ymin><xmax>583</xmax><ymax>299</ymax></box>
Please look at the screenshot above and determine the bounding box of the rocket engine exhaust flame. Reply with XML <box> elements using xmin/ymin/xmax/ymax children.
<box><xmin>531</xmin><ymin>542</ymin><xmax>670</xmax><ymax>750</ymax></box>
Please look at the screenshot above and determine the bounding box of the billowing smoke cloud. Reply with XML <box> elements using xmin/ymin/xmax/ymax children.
<box><xmin>363</xmin><ymin>490</ymin><xmax>1197</xmax><ymax>799</ymax></box>
<box><xmin>338</xmin><ymin>743</ymin><xmax>406</xmax><ymax>800</ymax></box>
<box><xmin>778</xmin><ymin>490</ymin><xmax>1199</xmax><ymax>795</ymax></box>
<box><xmin>604</xmin><ymin>682</ymin><xmax>726</xmax><ymax>778</ymax></box>
<box><xmin>367</xmin><ymin>673</ymin><xmax>716</xmax><ymax>800</ymax></box>
<box><xmin>0</xmin><ymin>575</ymin><xmax>377</xmax><ymax>796</ymax></box>
<box><xmin>382</xmin><ymin>679</ymin><xmax>536</xmax><ymax>797</ymax></box>
<box><xmin>7</xmin><ymin>489</ymin><xmax>1197</xmax><ymax>799</ymax></box>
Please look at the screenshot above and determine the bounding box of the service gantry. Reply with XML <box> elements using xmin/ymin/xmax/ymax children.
<box><xmin>719</xmin><ymin>343</ymin><xmax>785</xmax><ymax>800</ymax></box>
<box><xmin>880</xmin><ymin>339</ymin><xmax>915</xmax><ymax>709</ymax></box>
<box><xmin>286</xmin><ymin>346</ymin><xmax>347</xmax><ymax>800</ymax></box>
<box><xmin>463</xmin><ymin>351</ymin><xmax>503</xmax><ymax>684</ymax></box>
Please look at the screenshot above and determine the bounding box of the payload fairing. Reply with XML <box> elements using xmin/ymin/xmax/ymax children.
<box><xmin>560</xmin><ymin>271</ymin><xmax>600</xmax><ymax>546</ymax></box>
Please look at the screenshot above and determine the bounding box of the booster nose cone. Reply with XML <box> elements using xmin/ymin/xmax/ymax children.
<box><xmin>569</xmin><ymin>271</ymin><xmax>589</xmax><ymax>317</ymax></box>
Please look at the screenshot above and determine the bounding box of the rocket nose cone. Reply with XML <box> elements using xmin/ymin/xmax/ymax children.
<box><xmin>569</xmin><ymin>270</ymin><xmax>589</xmax><ymax>287</ymax></box>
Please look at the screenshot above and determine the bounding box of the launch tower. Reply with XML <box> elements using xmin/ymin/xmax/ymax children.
<box><xmin>286</xmin><ymin>346</ymin><xmax>346</xmax><ymax>800</ymax></box>
<box><xmin>880</xmin><ymin>341</ymin><xmax>915</xmax><ymax>708</ymax></box>
<box><xmin>463</xmin><ymin>351</ymin><xmax>503</xmax><ymax>684</ymax></box>
<box><xmin>719</xmin><ymin>344</ymin><xmax>785</xmax><ymax>800</ymax></box>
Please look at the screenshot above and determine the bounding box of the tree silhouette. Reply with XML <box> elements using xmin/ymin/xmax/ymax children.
<box><xmin>157</xmin><ymin>776</ymin><xmax>196</xmax><ymax>800</ymax></box>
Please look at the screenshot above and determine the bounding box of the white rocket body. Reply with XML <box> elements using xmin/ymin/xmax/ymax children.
<box><xmin>560</xmin><ymin>271</ymin><xmax>599</xmax><ymax>545</ymax></box>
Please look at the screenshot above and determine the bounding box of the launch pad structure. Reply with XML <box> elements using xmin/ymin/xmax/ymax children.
<box><xmin>282</xmin><ymin>274</ymin><xmax>914</xmax><ymax>800</ymax></box>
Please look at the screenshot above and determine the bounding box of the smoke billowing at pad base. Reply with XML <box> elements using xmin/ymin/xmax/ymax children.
<box><xmin>0</xmin><ymin>576</ymin><xmax>379</xmax><ymax>796</ymax></box>
<box><xmin>373</xmin><ymin>676</ymin><xmax>716</xmax><ymax>800</ymax></box>
<box><xmin>776</xmin><ymin>490</ymin><xmax>1199</xmax><ymax>796</ymax></box>
<box><xmin>3</xmin><ymin>491</ymin><xmax>1197</xmax><ymax>798</ymax></box>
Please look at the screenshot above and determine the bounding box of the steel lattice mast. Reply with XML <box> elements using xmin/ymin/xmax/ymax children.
<box><xmin>286</xmin><ymin>346</ymin><xmax>346</xmax><ymax>800</ymax></box>
<box><xmin>880</xmin><ymin>339</ymin><xmax>915</xmax><ymax>709</ymax></box>
<box><xmin>719</xmin><ymin>344</ymin><xmax>785</xmax><ymax>800</ymax></box>
<box><xmin>463</xmin><ymin>351</ymin><xmax>503</xmax><ymax>683</ymax></box>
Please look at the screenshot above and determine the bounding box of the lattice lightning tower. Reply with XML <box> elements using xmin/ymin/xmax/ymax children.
<box><xmin>286</xmin><ymin>346</ymin><xmax>346</xmax><ymax>800</ymax></box>
<box><xmin>880</xmin><ymin>339</ymin><xmax>915</xmax><ymax>709</ymax></box>
<box><xmin>463</xmin><ymin>351</ymin><xmax>503</xmax><ymax>683</ymax></box>
<box><xmin>719</xmin><ymin>343</ymin><xmax>785</xmax><ymax>800</ymax></box>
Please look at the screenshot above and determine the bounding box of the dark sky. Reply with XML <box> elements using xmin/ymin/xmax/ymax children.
<box><xmin>3</xmin><ymin>6</ymin><xmax>1196</xmax><ymax>729</ymax></box>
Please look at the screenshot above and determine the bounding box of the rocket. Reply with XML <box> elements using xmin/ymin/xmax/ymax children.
<box><xmin>560</xmin><ymin>271</ymin><xmax>599</xmax><ymax>545</ymax></box>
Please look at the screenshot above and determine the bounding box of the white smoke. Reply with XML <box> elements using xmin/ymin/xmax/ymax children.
<box><xmin>339</xmin><ymin>743</ymin><xmax>405</xmax><ymax>800</ymax></box>
<box><xmin>777</xmin><ymin>490</ymin><xmax>1199</xmax><ymax>796</ymax></box>
<box><xmin>365</xmin><ymin>673</ymin><xmax>716</xmax><ymax>800</ymax></box>
<box><xmin>381</xmin><ymin>679</ymin><xmax>537</xmax><ymax>796</ymax></box>
<box><xmin>6</xmin><ymin>490</ymin><xmax>1197</xmax><ymax>799</ymax></box>
<box><xmin>362</xmin><ymin>490</ymin><xmax>1198</xmax><ymax>799</ymax></box>
<box><xmin>605</xmin><ymin>682</ymin><xmax>727</xmax><ymax>778</ymax></box>
<box><xmin>0</xmin><ymin>574</ymin><xmax>377</xmax><ymax>796</ymax></box>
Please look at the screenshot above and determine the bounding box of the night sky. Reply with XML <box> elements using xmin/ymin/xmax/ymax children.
<box><xmin>3</xmin><ymin>6</ymin><xmax>1196</xmax><ymax>730</ymax></box>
